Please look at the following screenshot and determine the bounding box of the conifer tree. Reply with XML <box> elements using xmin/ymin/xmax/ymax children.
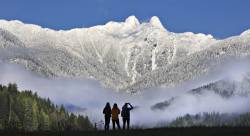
<box><xmin>0</xmin><ymin>83</ymin><xmax>94</xmax><ymax>131</ymax></box>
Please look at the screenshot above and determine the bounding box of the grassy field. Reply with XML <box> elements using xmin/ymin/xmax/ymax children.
<box><xmin>1</xmin><ymin>127</ymin><xmax>250</xmax><ymax>136</ymax></box>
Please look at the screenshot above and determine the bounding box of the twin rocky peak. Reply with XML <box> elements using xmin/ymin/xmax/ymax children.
<box><xmin>108</xmin><ymin>15</ymin><xmax>166</xmax><ymax>30</ymax></box>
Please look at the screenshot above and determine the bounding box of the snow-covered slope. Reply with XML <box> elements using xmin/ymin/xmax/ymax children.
<box><xmin>0</xmin><ymin>16</ymin><xmax>250</xmax><ymax>92</ymax></box>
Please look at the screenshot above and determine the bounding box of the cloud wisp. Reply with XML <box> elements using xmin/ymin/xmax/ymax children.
<box><xmin>1</xmin><ymin>62</ymin><xmax>250</xmax><ymax>128</ymax></box>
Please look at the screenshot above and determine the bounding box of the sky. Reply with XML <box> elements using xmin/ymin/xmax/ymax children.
<box><xmin>0</xmin><ymin>0</ymin><xmax>250</xmax><ymax>38</ymax></box>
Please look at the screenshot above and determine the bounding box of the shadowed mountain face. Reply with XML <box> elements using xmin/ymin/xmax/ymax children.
<box><xmin>0</xmin><ymin>16</ymin><xmax>250</xmax><ymax>92</ymax></box>
<box><xmin>151</xmin><ymin>97</ymin><xmax>175</xmax><ymax>111</ymax></box>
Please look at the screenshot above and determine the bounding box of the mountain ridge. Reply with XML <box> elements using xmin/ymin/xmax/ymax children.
<box><xmin>0</xmin><ymin>16</ymin><xmax>250</xmax><ymax>92</ymax></box>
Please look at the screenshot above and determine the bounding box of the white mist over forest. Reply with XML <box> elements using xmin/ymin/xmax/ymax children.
<box><xmin>1</xmin><ymin>62</ymin><xmax>250</xmax><ymax>128</ymax></box>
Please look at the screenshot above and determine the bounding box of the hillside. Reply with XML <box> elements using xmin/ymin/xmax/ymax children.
<box><xmin>0</xmin><ymin>83</ymin><xmax>93</xmax><ymax>131</ymax></box>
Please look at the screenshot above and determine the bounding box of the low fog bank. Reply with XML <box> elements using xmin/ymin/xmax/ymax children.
<box><xmin>1</xmin><ymin>62</ymin><xmax>250</xmax><ymax>128</ymax></box>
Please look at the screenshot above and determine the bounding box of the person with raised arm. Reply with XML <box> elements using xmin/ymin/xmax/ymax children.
<box><xmin>121</xmin><ymin>103</ymin><xmax>134</xmax><ymax>130</ymax></box>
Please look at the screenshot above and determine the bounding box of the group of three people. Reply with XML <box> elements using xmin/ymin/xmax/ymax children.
<box><xmin>103</xmin><ymin>102</ymin><xmax>134</xmax><ymax>131</ymax></box>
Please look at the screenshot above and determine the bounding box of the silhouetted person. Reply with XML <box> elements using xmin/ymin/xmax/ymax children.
<box><xmin>103</xmin><ymin>102</ymin><xmax>111</xmax><ymax>131</ymax></box>
<box><xmin>111</xmin><ymin>103</ymin><xmax>121</xmax><ymax>130</ymax></box>
<box><xmin>121</xmin><ymin>103</ymin><xmax>133</xmax><ymax>130</ymax></box>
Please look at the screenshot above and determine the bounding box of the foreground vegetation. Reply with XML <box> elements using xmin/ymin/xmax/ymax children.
<box><xmin>0</xmin><ymin>83</ymin><xmax>93</xmax><ymax>131</ymax></box>
<box><xmin>1</xmin><ymin>127</ymin><xmax>250</xmax><ymax>136</ymax></box>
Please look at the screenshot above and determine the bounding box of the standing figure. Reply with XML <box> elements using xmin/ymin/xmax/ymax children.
<box><xmin>121</xmin><ymin>103</ymin><xmax>134</xmax><ymax>130</ymax></box>
<box><xmin>111</xmin><ymin>103</ymin><xmax>121</xmax><ymax>130</ymax></box>
<box><xmin>103</xmin><ymin>102</ymin><xmax>111</xmax><ymax>131</ymax></box>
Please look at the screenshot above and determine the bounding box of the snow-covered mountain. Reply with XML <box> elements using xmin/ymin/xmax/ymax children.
<box><xmin>0</xmin><ymin>16</ymin><xmax>250</xmax><ymax>92</ymax></box>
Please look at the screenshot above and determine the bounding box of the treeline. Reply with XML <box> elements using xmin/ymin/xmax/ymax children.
<box><xmin>168</xmin><ymin>112</ymin><xmax>250</xmax><ymax>127</ymax></box>
<box><xmin>0</xmin><ymin>83</ymin><xmax>93</xmax><ymax>132</ymax></box>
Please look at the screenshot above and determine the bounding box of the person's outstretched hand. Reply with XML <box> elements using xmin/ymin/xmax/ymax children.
<box><xmin>128</xmin><ymin>103</ymin><xmax>133</xmax><ymax>109</ymax></box>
